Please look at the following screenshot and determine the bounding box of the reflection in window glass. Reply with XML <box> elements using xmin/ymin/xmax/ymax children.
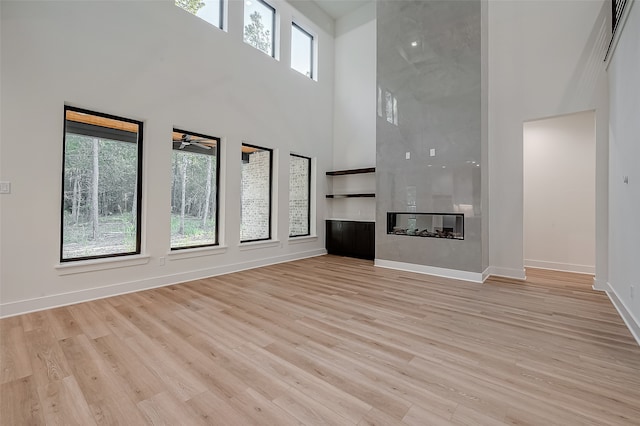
<box><xmin>289</xmin><ymin>154</ymin><xmax>311</xmax><ymax>237</ymax></box>
<box><xmin>393</xmin><ymin>96</ymin><xmax>398</xmax><ymax>126</ymax></box>
<box><xmin>385</xmin><ymin>91</ymin><xmax>393</xmax><ymax>124</ymax></box>
<box><xmin>241</xmin><ymin>144</ymin><xmax>273</xmax><ymax>242</ymax></box>
<box><xmin>176</xmin><ymin>0</ymin><xmax>224</xmax><ymax>30</ymax></box>
<box><xmin>171</xmin><ymin>130</ymin><xmax>220</xmax><ymax>250</ymax></box>
<box><xmin>244</xmin><ymin>0</ymin><xmax>275</xmax><ymax>57</ymax></box>
<box><xmin>291</xmin><ymin>23</ymin><xmax>313</xmax><ymax>78</ymax></box>
<box><xmin>380</xmin><ymin>88</ymin><xmax>399</xmax><ymax>126</ymax></box>
<box><xmin>61</xmin><ymin>107</ymin><xmax>142</xmax><ymax>261</ymax></box>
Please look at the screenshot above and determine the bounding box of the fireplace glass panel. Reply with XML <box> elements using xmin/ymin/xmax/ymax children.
<box><xmin>387</xmin><ymin>212</ymin><xmax>464</xmax><ymax>240</ymax></box>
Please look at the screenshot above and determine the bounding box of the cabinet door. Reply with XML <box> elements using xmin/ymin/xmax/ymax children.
<box><xmin>327</xmin><ymin>220</ymin><xmax>374</xmax><ymax>259</ymax></box>
<box><xmin>326</xmin><ymin>221</ymin><xmax>334</xmax><ymax>253</ymax></box>
<box><xmin>353</xmin><ymin>222</ymin><xmax>375</xmax><ymax>259</ymax></box>
<box><xmin>367</xmin><ymin>222</ymin><xmax>375</xmax><ymax>259</ymax></box>
<box><xmin>326</xmin><ymin>220</ymin><xmax>342</xmax><ymax>254</ymax></box>
<box><xmin>341</xmin><ymin>221</ymin><xmax>356</xmax><ymax>256</ymax></box>
<box><xmin>365</xmin><ymin>222</ymin><xmax>375</xmax><ymax>259</ymax></box>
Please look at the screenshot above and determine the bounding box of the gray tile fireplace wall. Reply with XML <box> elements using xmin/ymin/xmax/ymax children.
<box><xmin>376</xmin><ymin>0</ymin><xmax>488</xmax><ymax>273</ymax></box>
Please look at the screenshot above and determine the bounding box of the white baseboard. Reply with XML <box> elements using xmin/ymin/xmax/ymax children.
<box><xmin>603</xmin><ymin>282</ymin><xmax>640</xmax><ymax>347</ymax></box>
<box><xmin>524</xmin><ymin>259</ymin><xmax>595</xmax><ymax>275</ymax></box>
<box><xmin>374</xmin><ymin>259</ymin><xmax>484</xmax><ymax>283</ymax></box>
<box><xmin>592</xmin><ymin>277</ymin><xmax>608</xmax><ymax>291</ymax></box>
<box><xmin>0</xmin><ymin>249</ymin><xmax>327</xmax><ymax>318</ymax></box>
<box><xmin>486</xmin><ymin>266</ymin><xmax>527</xmax><ymax>281</ymax></box>
<box><xmin>481</xmin><ymin>267</ymin><xmax>491</xmax><ymax>283</ymax></box>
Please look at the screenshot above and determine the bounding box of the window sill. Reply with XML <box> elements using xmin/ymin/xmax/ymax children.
<box><xmin>288</xmin><ymin>235</ymin><xmax>318</xmax><ymax>244</ymax></box>
<box><xmin>55</xmin><ymin>254</ymin><xmax>151</xmax><ymax>276</ymax></box>
<box><xmin>167</xmin><ymin>245</ymin><xmax>228</xmax><ymax>260</ymax></box>
<box><xmin>326</xmin><ymin>218</ymin><xmax>376</xmax><ymax>222</ymax></box>
<box><xmin>238</xmin><ymin>240</ymin><xmax>280</xmax><ymax>251</ymax></box>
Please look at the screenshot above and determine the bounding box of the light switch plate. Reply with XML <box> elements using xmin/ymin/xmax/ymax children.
<box><xmin>430</xmin><ymin>148</ymin><xmax>436</xmax><ymax>157</ymax></box>
<box><xmin>405</xmin><ymin>152</ymin><xmax>410</xmax><ymax>160</ymax></box>
<box><xmin>0</xmin><ymin>181</ymin><xmax>10</xmax><ymax>194</ymax></box>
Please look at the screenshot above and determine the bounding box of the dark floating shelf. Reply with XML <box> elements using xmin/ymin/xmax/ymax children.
<box><xmin>326</xmin><ymin>167</ymin><xmax>375</xmax><ymax>176</ymax></box>
<box><xmin>326</xmin><ymin>193</ymin><xmax>375</xmax><ymax>198</ymax></box>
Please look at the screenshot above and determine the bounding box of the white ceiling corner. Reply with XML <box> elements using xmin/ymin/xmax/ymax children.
<box><xmin>309</xmin><ymin>0</ymin><xmax>372</xmax><ymax>20</ymax></box>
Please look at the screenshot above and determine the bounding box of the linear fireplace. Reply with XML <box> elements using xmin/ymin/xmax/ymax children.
<box><xmin>387</xmin><ymin>212</ymin><xmax>464</xmax><ymax>240</ymax></box>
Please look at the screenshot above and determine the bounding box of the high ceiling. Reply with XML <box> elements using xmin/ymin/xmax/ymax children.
<box><xmin>309</xmin><ymin>0</ymin><xmax>371</xmax><ymax>20</ymax></box>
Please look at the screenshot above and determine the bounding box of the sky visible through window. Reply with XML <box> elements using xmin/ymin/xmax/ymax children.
<box><xmin>244</xmin><ymin>0</ymin><xmax>275</xmax><ymax>56</ymax></box>
<box><xmin>291</xmin><ymin>24</ymin><xmax>313</xmax><ymax>78</ymax></box>
<box><xmin>177</xmin><ymin>0</ymin><xmax>222</xmax><ymax>29</ymax></box>
<box><xmin>196</xmin><ymin>0</ymin><xmax>222</xmax><ymax>28</ymax></box>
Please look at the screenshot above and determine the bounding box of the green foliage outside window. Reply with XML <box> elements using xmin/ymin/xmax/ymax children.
<box><xmin>244</xmin><ymin>11</ymin><xmax>272</xmax><ymax>55</ymax></box>
<box><xmin>62</xmin><ymin>134</ymin><xmax>139</xmax><ymax>259</ymax></box>
<box><xmin>176</xmin><ymin>0</ymin><xmax>205</xmax><ymax>15</ymax></box>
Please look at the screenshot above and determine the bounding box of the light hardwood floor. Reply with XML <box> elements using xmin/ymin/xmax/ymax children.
<box><xmin>1</xmin><ymin>255</ymin><xmax>639</xmax><ymax>425</ymax></box>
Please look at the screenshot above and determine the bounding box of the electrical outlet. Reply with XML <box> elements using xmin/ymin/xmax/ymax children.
<box><xmin>159</xmin><ymin>257</ymin><xmax>165</xmax><ymax>266</ymax></box>
<box><xmin>0</xmin><ymin>181</ymin><xmax>10</xmax><ymax>194</ymax></box>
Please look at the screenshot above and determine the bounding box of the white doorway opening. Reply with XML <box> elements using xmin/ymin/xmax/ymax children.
<box><xmin>523</xmin><ymin>110</ymin><xmax>596</xmax><ymax>274</ymax></box>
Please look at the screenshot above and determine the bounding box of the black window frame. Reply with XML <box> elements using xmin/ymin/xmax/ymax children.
<box><xmin>291</xmin><ymin>22</ymin><xmax>314</xmax><ymax>79</ymax></box>
<box><xmin>612</xmin><ymin>0</ymin><xmax>628</xmax><ymax>33</ymax></box>
<box><xmin>171</xmin><ymin>128</ymin><xmax>222</xmax><ymax>251</ymax></box>
<box><xmin>288</xmin><ymin>153</ymin><xmax>311</xmax><ymax>238</ymax></box>
<box><xmin>243</xmin><ymin>0</ymin><xmax>276</xmax><ymax>58</ymax></box>
<box><xmin>240</xmin><ymin>142</ymin><xmax>273</xmax><ymax>243</ymax></box>
<box><xmin>217</xmin><ymin>0</ymin><xmax>225</xmax><ymax>30</ymax></box>
<box><xmin>60</xmin><ymin>105</ymin><xmax>143</xmax><ymax>263</ymax></box>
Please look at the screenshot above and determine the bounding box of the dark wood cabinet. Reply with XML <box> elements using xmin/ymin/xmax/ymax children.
<box><xmin>325</xmin><ymin>167</ymin><xmax>375</xmax><ymax>260</ymax></box>
<box><xmin>326</xmin><ymin>220</ymin><xmax>374</xmax><ymax>260</ymax></box>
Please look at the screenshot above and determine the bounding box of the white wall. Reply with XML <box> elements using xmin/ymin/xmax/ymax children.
<box><xmin>329</xmin><ymin>2</ymin><xmax>376</xmax><ymax>222</ymax></box>
<box><xmin>488</xmin><ymin>0</ymin><xmax>609</xmax><ymax>281</ymax></box>
<box><xmin>0</xmin><ymin>0</ymin><xmax>334</xmax><ymax>316</ymax></box>
<box><xmin>607</xmin><ymin>1</ymin><xmax>640</xmax><ymax>339</ymax></box>
<box><xmin>333</xmin><ymin>2</ymin><xmax>376</xmax><ymax>170</ymax></box>
<box><xmin>523</xmin><ymin>111</ymin><xmax>596</xmax><ymax>274</ymax></box>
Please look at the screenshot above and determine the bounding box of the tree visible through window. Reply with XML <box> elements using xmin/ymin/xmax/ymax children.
<box><xmin>171</xmin><ymin>130</ymin><xmax>220</xmax><ymax>249</ymax></box>
<box><xmin>244</xmin><ymin>0</ymin><xmax>275</xmax><ymax>57</ymax></box>
<box><xmin>61</xmin><ymin>107</ymin><xmax>142</xmax><ymax>261</ymax></box>
<box><xmin>175</xmin><ymin>0</ymin><xmax>224</xmax><ymax>30</ymax></box>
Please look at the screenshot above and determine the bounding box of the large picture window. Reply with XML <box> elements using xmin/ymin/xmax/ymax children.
<box><xmin>289</xmin><ymin>154</ymin><xmax>311</xmax><ymax>237</ymax></box>
<box><xmin>241</xmin><ymin>143</ymin><xmax>272</xmax><ymax>242</ymax></box>
<box><xmin>175</xmin><ymin>0</ymin><xmax>224</xmax><ymax>30</ymax></box>
<box><xmin>61</xmin><ymin>107</ymin><xmax>143</xmax><ymax>262</ymax></box>
<box><xmin>291</xmin><ymin>23</ymin><xmax>313</xmax><ymax>78</ymax></box>
<box><xmin>171</xmin><ymin>129</ymin><xmax>220</xmax><ymax>250</ymax></box>
<box><xmin>243</xmin><ymin>0</ymin><xmax>276</xmax><ymax>57</ymax></box>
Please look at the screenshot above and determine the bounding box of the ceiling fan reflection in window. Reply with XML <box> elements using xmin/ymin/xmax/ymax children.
<box><xmin>173</xmin><ymin>133</ymin><xmax>212</xmax><ymax>150</ymax></box>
